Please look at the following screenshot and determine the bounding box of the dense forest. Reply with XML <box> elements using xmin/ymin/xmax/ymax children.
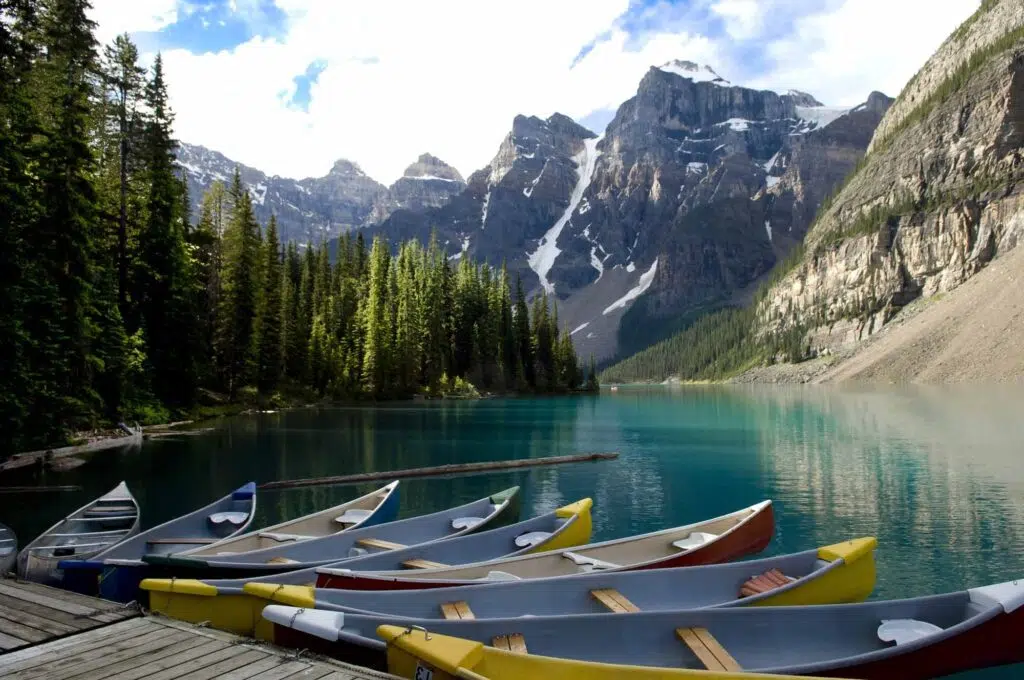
<box><xmin>0</xmin><ymin>0</ymin><xmax>593</xmax><ymax>453</ymax></box>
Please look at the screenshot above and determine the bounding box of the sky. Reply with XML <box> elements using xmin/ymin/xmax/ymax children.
<box><xmin>89</xmin><ymin>0</ymin><xmax>981</xmax><ymax>185</ymax></box>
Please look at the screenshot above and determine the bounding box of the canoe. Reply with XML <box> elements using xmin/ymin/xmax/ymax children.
<box><xmin>141</xmin><ymin>486</ymin><xmax>522</xmax><ymax>582</ymax></box>
<box><xmin>378</xmin><ymin>625</ymin><xmax>860</xmax><ymax>680</ymax></box>
<box><xmin>139</xmin><ymin>495</ymin><xmax>589</xmax><ymax>641</ymax></box>
<box><xmin>247</xmin><ymin>538</ymin><xmax>877</xmax><ymax>622</ymax></box>
<box><xmin>261</xmin><ymin>578</ymin><xmax>1024</xmax><ymax>680</ymax></box>
<box><xmin>0</xmin><ymin>523</ymin><xmax>17</xmax><ymax>575</ymax></box>
<box><xmin>316</xmin><ymin>500</ymin><xmax>774</xmax><ymax>590</ymax></box>
<box><xmin>58</xmin><ymin>481</ymin><xmax>257</xmax><ymax>600</ymax></box>
<box><xmin>17</xmin><ymin>481</ymin><xmax>140</xmax><ymax>585</ymax></box>
<box><xmin>177</xmin><ymin>480</ymin><xmax>400</xmax><ymax>557</ymax></box>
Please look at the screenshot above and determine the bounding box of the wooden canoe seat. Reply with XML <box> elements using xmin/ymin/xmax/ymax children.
<box><xmin>440</xmin><ymin>601</ymin><xmax>475</xmax><ymax>620</ymax></box>
<box><xmin>402</xmin><ymin>558</ymin><xmax>449</xmax><ymax>569</ymax></box>
<box><xmin>146</xmin><ymin>538</ymin><xmax>217</xmax><ymax>544</ymax></box>
<box><xmin>86</xmin><ymin>506</ymin><xmax>136</xmax><ymax>513</ymax></box>
<box><xmin>356</xmin><ymin>537</ymin><xmax>406</xmax><ymax>551</ymax></box>
<box><xmin>676</xmin><ymin>627</ymin><xmax>741</xmax><ymax>672</ymax></box>
<box><xmin>492</xmin><ymin>633</ymin><xmax>527</xmax><ymax>654</ymax></box>
<box><xmin>739</xmin><ymin>569</ymin><xmax>795</xmax><ymax>598</ymax></box>
<box><xmin>266</xmin><ymin>556</ymin><xmax>299</xmax><ymax>565</ymax></box>
<box><xmin>590</xmin><ymin>588</ymin><xmax>640</xmax><ymax>613</ymax></box>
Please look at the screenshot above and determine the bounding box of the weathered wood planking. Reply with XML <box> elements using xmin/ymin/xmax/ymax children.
<box><xmin>0</xmin><ymin>580</ymin><xmax>392</xmax><ymax>679</ymax></box>
<box><xmin>0</xmin><ymin>580</ymin><xmax>141</xmax><ymax>652</ymax></box>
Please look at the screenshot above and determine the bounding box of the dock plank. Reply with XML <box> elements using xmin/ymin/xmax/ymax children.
<box><xmin>0</xmin><ymin>593</ymin><xmax>94</xmax><ymax>631</ymax></box>
<box><xmin>0</xmin><ymin>601</ymin><xmax>80</xmax><ymax>636</ymax></box>
<box><xmin>71</xmin><ymin>638</ymin><xmax>221</xmax><ymax>680</ymax></box>
<box><xmin>0</xmin><ymin>614</ymin><xmax>52</xmax><ymax>644</ymax></box>
<box><xmin>246</xmin><ymin>661</ymin><xmax>322</xmax><ymax>680</ymax></box>
<box><xmin>170</xmin><ymin>648</ymin><xmax>269</xmax><ymax>680</ymax></box>
<box><xmin>138</xmin><ymin>644</ymin><xmax>263</xmax><ymax>680</ymax></box>
<box><xmin>44</xmin><ymin>630</ymin><xmax>195</xmax><ymax>680</ymax></box>
<box><xmin>8</xmin><ymin>628</ymin><xmax>185</xmax><ymax>680</ymax></box>
<box><xmin>209</xmin><ymin>655</ymin><xmax>290</xmax><ymax>680</ymax></box>
<box><xmin>0</xmin><ymin>619</ymin><xmax>156</xmax><ymax>671</ymax></box>
<box><xmin>96</xmin><ymin>639</ymin><xmax>229</xmax><ymax>680</ymax></box>
<box><xmin>0</xmin><ymin>583</ymin><xmax>98</xmax><ymax>616</ymax></box>
<box><xmin>0</xmin><ymin>629</ymin><xmax>28</xmax><ymax>651</ymax></box>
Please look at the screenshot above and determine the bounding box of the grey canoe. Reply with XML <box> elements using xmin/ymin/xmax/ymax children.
<box><xmin>140</xmin><ymin>486</ymin><xmax>522</xmax><ymax>580</ymax></box>
<box><xmin>264</xmin><ymin>538</ymin><xmax>876</xmax><ymax>619</ymax></box>
<box><xmin>17</xmin><ymin>481</ymin><xmax>141</xmax><ymax>585</ymax></box>
<box><xmin>0</xmin><ymin>522</ymin><xmax>17</xmax><ymax>575</ymax></box>
<box><xmin>316</xmin><ymin>500</ymin><xmax>773</xmax><ymax>590</ymax></box>
<box><xmin>263</xmin><ymin>579</ymin><xmax>1024</xmax><ymax>680</ymax></box>
<box><xmin>176</xmin><ymin>481</ymin><xmax>401</xmax><ymax>557</ymax></box>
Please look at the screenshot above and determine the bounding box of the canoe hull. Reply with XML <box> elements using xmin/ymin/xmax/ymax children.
<box><xmin>317</xmin><ymin>501</ymin><xmax>775</xmax><ymax>591</ymax></box>
<box><xmin>822</xmin><ymin>605</ymin><xmax>1024</xmax><ymax>680</ymax></box>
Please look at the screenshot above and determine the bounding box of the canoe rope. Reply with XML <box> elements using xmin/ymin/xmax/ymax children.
<box><xmin>74</xmin><ymin>599</ymin><xmax>141</xmax><ymax>618</ymax></box>
<box><xmin>401</xmin><ymin>624</ymin><xmax>432</xmax><ymax>640</ymax></box>
<box><xmin>289</xmin><ymin>607</ymin><xmax>305</xmax><ymax>628</ymax></box>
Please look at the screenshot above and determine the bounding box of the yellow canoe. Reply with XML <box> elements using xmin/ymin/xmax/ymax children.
<box><xmin>140</xmin><ymin>496</ymin><xmax>594</xmax><ymax>640</ymax></box>
<box><xmin>379</xmin><ymin>625</ymin><xmax>858</xmax><ymax>680</ymax></box>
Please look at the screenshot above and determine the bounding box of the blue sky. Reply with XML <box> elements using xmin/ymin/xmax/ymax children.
<box><xmin>89</xmin><ymin>0</ymin><xmax>979</xmax><ymax>182</ymax></box>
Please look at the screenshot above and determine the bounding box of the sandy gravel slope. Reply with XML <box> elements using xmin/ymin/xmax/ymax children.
<box><xmin>815</xmin><ymin>245</ymin><xmax>1024</xmax><ymax>384</ymax></box>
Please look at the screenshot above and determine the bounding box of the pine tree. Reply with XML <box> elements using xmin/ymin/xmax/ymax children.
<box><xmin>512</xmin><ymin>275</ymin><xmax>533</xmax><ymax>389</ymax></box>
<box><xmin>24</xmin><ymin>0</ymin><xmax>103</xmax><ymax>436</ymax></box>
<box><xmin>135</xmin><ymin>53</ymin><xmax>195</xmax><ymax>405</ymax></box>
<box><xmin>255</xmin><ymin>215</ymin><xmax>283</xmax><ymax>393</ymax></box>
<box><xmin>282</xmin><ymin>242</ymin><xmax>304</xmax><ymax>381</ymax></box>
<box><xmin>99</xmin><ymin>33</ymin><xmax>145</xmax><ymax>317</ymax></box>
<box><xmin>0</xmin><ymin>0</ymin><xmax>39</xmax><ymax>448</ymax></box>
<box><xmin>361</xmin><ymin>237</ymin><xmax>391</xmax><ymax>396</ymax></box>
<box><xmin>214</xmin><ymin>169</ymin><xmax>259</xmax><ymax>396</ymax></box>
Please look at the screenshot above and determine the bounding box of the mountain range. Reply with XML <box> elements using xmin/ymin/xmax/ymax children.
<box><xmin>176</xmin><ymin>59</ymin><xmax>892</xmax><ymax>364</ymax></box>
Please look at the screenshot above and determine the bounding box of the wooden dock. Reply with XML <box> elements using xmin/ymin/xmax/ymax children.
<box><xmin>0</xmin><ymin>580</ymin><xmax>396</xmax><ymax>680</ymax></box>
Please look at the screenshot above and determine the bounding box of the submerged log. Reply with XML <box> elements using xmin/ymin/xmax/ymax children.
<box><xmin>260</xmin><ymin>452</ymin><xmax>620</xmax><ymax>490</ymax></box>
<box><xmin>0</xmin><ymin>485</ymin><xmax>83</xmax><ymax>493</ymax></box>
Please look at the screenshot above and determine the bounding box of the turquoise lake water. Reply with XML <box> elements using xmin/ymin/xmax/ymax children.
<box><xmin>7</xmin><ymin>386</ymin><xmax>1024</xmax><ymax>678</ymax></box>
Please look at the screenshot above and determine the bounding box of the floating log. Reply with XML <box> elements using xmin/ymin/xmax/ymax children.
<box><xmin>0</xmin><ymin>428</ymin><xmax>143</xmax><ymax>473</ymax></box>
<box><xmin>145</xmin><ymin>428</ymin><xmax>216</xmax><ymax>439</ymax></box>
<box><xmin>0</xmin><ymin>485</ymin><xmax>83</xmax><ymax>493</ymax></box>
<box><xmin>260</xmin><ymin>452</ymin><xmax>620</xmax><ymax>490</ymax></box>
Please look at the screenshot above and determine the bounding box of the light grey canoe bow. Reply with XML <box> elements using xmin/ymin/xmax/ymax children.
<box><xmin>0</xmin><ymin>522</ymin><xmax>17</xmax><ymax>575</ymax></box>
<box><xmin>176</xmin><ymin>481</ymin><xmax>400</xmax><ymax>557</ymax></box>
<box><xmin>262</xmin><ymin>580</ymin><xmax>1024</xmax><ymax>678</ymax></box>
<box><xmin>17</xmin><ymin>481</ymin><xmax>141</xmax><ymax>584</ymax></box>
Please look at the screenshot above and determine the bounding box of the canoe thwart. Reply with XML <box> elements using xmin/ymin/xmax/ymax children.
<box><xmin>676</xmin><ymin>627</ymin><xmax>741</xmax><ymax>672</ymax></box>
<box><xmin>356</xmin><ymin>537</ymin><xmax>406</xmax><ymax>551</ymax></box>
<box><xmin>146</xmin><ymin>538</ymin><xmax>218</xmax><ymax>545</ymax></box>
<box><xmin>590</xmin><ymin>588</ymin><xmax>640</xmax><ymax>613</ymax></box>
<box><xmin>440</xmin><ymin>601</ymin><xmax>476</xmax><ymax>620</ymax></box>
<box><xmin>402</xmin><ymin>558</ymin><xmax>450</xmax><ymax>570</ymax></box>
<box><xmin>492</xmin><ymin>633</ymin><xmax>527</xmax><ymax>654</ymax></box>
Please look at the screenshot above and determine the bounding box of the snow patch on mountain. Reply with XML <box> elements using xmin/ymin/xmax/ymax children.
<box><xmin>603</xmin><ymin>259</ymin><xmax>659</xmax><ymax>315</ymax></box>
<box><xmin>795</xmin><ymin>106</ymin><xmax>850</xmax><ymax>131</ymax></box>
<box><xmin>571</xmin><ymin>322</ymin><xmax>590</xmax><ymax>336</ymax></box>
<box><xmin>658</xmin><ymin>60</ymin><xmax>730</xmax><ymax>86</ymax></box>
<box><xmin>527</xmin><ymin>134</ymin><xmax>604</xmax><ymax>295</ymax></box>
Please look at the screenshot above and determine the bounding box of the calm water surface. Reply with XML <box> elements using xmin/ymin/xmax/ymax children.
<box><xmin>6</xmin><ymin>386</ymin><xmax>1024</xmax><ymax>679</ymax></box>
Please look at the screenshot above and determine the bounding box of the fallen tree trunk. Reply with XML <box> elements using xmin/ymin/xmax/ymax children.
<box><xmin>260</xmin><ymin>452</ymin><xmax>619</xmax><ymax>490</ymax></box>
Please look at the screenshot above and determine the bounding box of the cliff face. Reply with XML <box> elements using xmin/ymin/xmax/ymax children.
<box><xmin>760</xmin><ymin>1</ymin><xmax>1024</xmax><ymax>353</ymax></box>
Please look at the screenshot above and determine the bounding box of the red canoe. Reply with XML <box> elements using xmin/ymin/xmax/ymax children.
<box><xmin>316</xmin><ymin>500</ymin><xmax>774</xmax><ymax>590</ymax></box>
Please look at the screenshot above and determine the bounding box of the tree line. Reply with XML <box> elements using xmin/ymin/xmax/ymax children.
<box><xmin>0</xmin><ymin>1</ymin><xmax>593</xmax><ymax>453</ymax></box>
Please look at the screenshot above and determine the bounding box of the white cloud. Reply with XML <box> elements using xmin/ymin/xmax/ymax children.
<box><xmin>90</xmin><ymin>0</ymin><xmax>178</xmax><ymax>45</ymax></box>
<box><xmin>710</xmin><ymin>0</ymin><xmax>764</xmax><ymax>41</ymax></box>
<box><xmin>749</xmin><ymin>0</ymin><xmax>979</xmax><ymax>106</ymax></box>
<box><xmin>91</xmin><ymin>0</ymin><xmax>980</xmax><ymax>184</ymax></box>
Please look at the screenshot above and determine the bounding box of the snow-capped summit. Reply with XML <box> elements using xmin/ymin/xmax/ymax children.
<box><xmin>657</xmin><ymin>60</ymin><xmax>730</xmax><ymax>86</ymax></box>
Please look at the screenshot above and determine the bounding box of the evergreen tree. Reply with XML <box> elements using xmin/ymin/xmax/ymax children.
<box><xmin>361</xmin><ymin>237</ymin><xmax>391</xmax><ymax>396</ymax></box>
<box><xmin>214</xmin><ymin>169</ymin><xmax>259</xmax><ymax>396</ymax></box>
<box><xmin>24</xmin><ymin>0</ymin><xmax>103</xmax><ymax>436</ymax></box>
<box><xmin>512</xmin><ymin>275</ymin><xmax>533</xmax><ymax>388</ymax></box>
<box><xmin>99</xmin><ymin>33</ymin><xmax>145</xmax><ymax>317</ymax></box>
<box><xmin>255</xmin><ymin>215</ymin><xmax>283</xmax><ymax>393</ymax></box>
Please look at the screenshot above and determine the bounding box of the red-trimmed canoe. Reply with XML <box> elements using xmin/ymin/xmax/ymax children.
<box><xmin>316</xmin><ymin>500</ymin><xmax>773</xmax><ymax>590</ymax></box>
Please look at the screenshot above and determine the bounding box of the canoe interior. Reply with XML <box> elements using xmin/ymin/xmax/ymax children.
<box><xmin>312</xmin><ymin>499</ymin><xmax>586</xmax><ymax>577</ymax></box>
<box><xmin>181</xmin><ymin>481</ymin><xmax>399</xmax><ymax>557</ymax></box>
<box><xmin>93</xmin><ymin>481</ymin><xmax>257</xmax><ymax>561</ymax></box>
<box><xmin>16</xmin><ymin>481</ymin><xmax>140</xmax><ymax>583</ymax></box>
<box><xmin>188</xmin><ymin>486</ymin><xmax>520</xmax><ymax>568</ymax></box>
<box><xmin>303</xmin><ymin>589</ymin><xmax>1011</xmax><ymax>676</ymax></box>
<box><xmin>311</xmin><ymin>549</ymin><xmax>832</xmax><ymax>618</ymax></box>
<box><xmin>347</xmin><ymin>501</ymin><xmax>768</xmax><ymax>583</ymax></box>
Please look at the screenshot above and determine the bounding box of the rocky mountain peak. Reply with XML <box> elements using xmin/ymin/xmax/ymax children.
<box><xmin>863</xmin><ymin>91</ymin><xmax>895</xmax><ymax>114</ymax></box>
<box><xmin>328</xmin><ymin>158</ymin><xmax>368</xmax><ymax>177</ymax></box>
<box><xmin>402</xmin><ymin>153</ymin><xmax>464</xmax><ymax>182</ymax></box>
<box><xmin>657</xmin><ymin>60</ymin><xmax>730</xmax><ymax>86</ymax></box>
<box><xmin>783</xmin><ymin>90</ymin><xmax>824</xmax><ymax>107</ymax></box>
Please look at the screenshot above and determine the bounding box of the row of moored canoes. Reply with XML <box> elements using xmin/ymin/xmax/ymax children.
<box><xmin>3</xmin><ymin>480</ymin><xmax>1022</xmax><ymax>680</ymax></box>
